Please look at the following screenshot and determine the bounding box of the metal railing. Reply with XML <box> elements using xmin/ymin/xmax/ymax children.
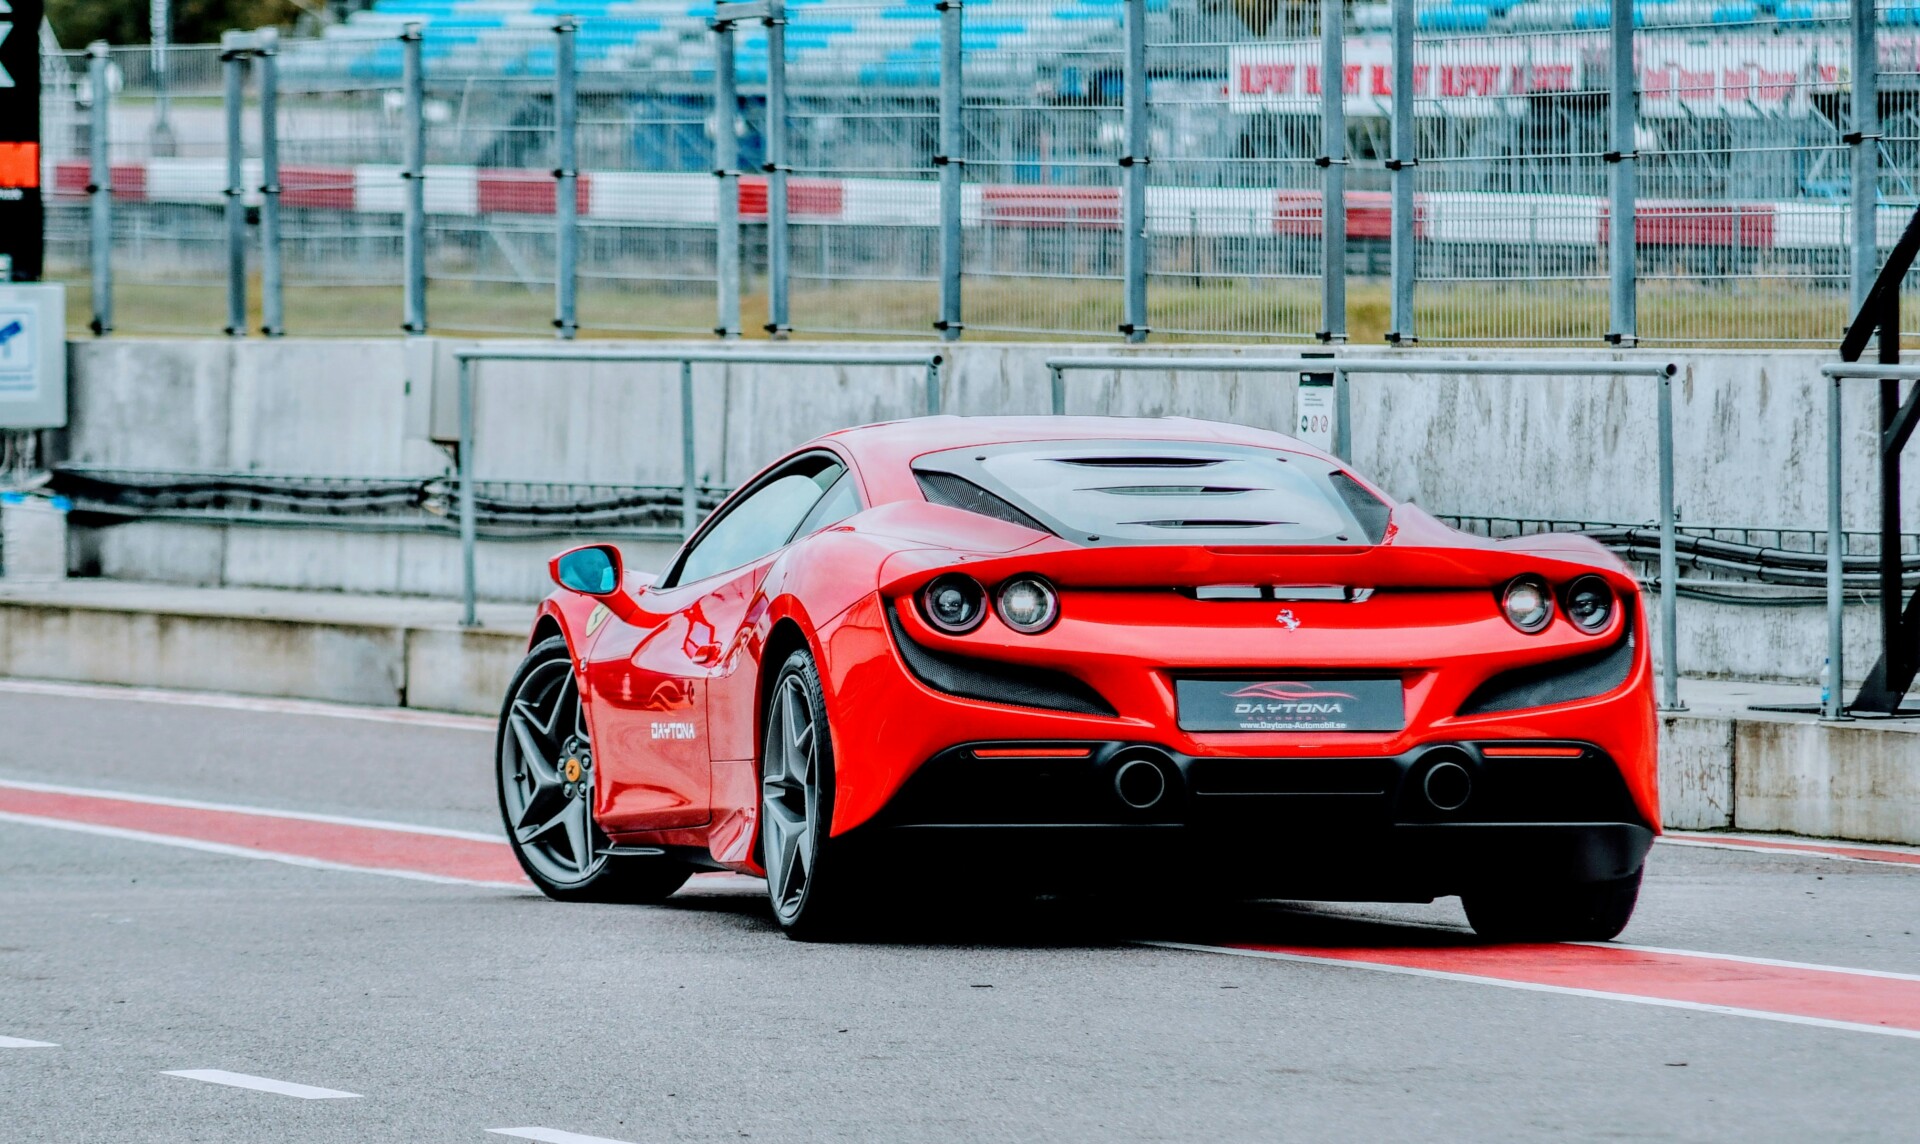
<box><xmin>449</xmin><ymin>346</ymin><xmax>944</xmax><ymax>624</ymax></box>
<box><xmin>1044</xmin><ymin>354</ymin><xmax>1685</xmax><ymax>710</ymax></box>
<box><xmin>35</xmin><ymin>0</ymin><xmax>1919</xmax><ymax>345</ymax></box>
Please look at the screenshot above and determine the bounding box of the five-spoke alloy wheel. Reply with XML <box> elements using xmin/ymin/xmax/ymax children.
<box><xmin>497</xmin><ymin>636</ymin><xmax>689</xmax><ymax>902</ymax></box>
<box><xmin>760</xmin><ymin>649</ymin><xmax>852</xmax><ymax>940</ymax></box>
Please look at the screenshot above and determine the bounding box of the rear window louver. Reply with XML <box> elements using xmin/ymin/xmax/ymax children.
<box><xmin>1126</xmin><ymin>519</ymin><xmax>1291</xmax><ymax>529</ymax></box>
<box><xmin>915</xmin><ymin>470</ymin><xmax>1054</xmax><ymax>534</ymax></box>
<box><xmin>1053</xmin><ymin>456</ymin><xmax>1220</xmax><ymax>468</ymax></box>
<box><xmin>1093</xmin><ymin>485</ymin><xmax>1256</xmax><ymax>497</ymax></box>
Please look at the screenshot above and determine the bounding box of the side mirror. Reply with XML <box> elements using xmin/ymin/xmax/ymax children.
<box><xmin>550</xmin><ymin>544</ymin><xmax>622</xmax><ymax>596</ymax></box>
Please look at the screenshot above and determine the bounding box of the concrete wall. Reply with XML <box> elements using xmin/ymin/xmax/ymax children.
<box><xmin>50</xmin><ymin>338</ymin><xmax>1891</xmax><ymax>681</ymax></box>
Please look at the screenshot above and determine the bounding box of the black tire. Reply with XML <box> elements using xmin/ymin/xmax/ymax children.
<box><xmin>497</xmin><ymin>635</ymin><xmax>692</xmax><ymax>904</ymax></box>
<box><xmin>759</xmin><ymin>648</ymin><xmax>859</xmax><ymax>941</ymax></box>
<box><xmin>1462</xmin><ymin>867</ymin><xmax>1643</xmax><ymax>942</ymax></box>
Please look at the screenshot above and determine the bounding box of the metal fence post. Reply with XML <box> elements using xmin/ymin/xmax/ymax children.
<box><xmin>1605</xmin><ymin>0</ymin><xmax>1635</xmax><ymax>345</ymax></box>
<box><xmin>257</xmin><ymin>28</ymin><xmax>283</xmax><ymax>337</ymax></box>
<box><xmin>1318</xmin><ymin>0</ymin><xmax>1346</xmax><ymax>343</ymax></box>
<box><xmin>925</xmin><ymin>356</ymin><xmax>942</xmax><ymax>415</ymax></box>
<box><xmin>765</xmin><ymin>0</ymin><xmax>790</xmax><ymax>338</ymax></box>
<box><xmin>151</xmin><ymin>0</ymin><xmax>176</xmax><ymax>155</ymax></box>
<box><xmin>402</xmin><ymin>23</ymin><xmax>427</xmax><ymax>335</ymax></box>
<box><xmin>1851</xmin><ymin>0</ymin><xmax>1879</xmax><ymax>312</ymax></box>
<box><xmin>86</xmin><ymin>42</ymin><xmax>112</xmax><ymax>337</ymax></box>
<box><xmin>221</xmin><ymin>31</ymin><xmax>249</xmax><ymax>339</ymax></box>
<box><xmin>1387</xmin><ymin>0</ymin><xmax>1415</xmax><ymax>344</ymax></box>
<box><xmin>713</xmin><ymin>16</ymin><xmax>741</xmax><ymax>339</ymax></box>
<box><xmin>680</xmin><ymin>360</ymin><xmax>699</xmax><ymax>535</ymax></box>
<box><xmin>1119</xmin><ymin>0</ymin><xmax>1148</xmax><ymax>344</ymax></box>
<box><xmin>1332</xmin><ymin>367</ymin><xmax>1351</xmax><ymax>461</ymax></box>
<box><xmin>1658</xmin><ymin>367</ymin><xmax>1684</xmax><ymax>711</ymax></box>
<box><xmin>553</xmin><ymin>17</ymin><xmax>578</xmax><ymax>340</ymax></box>
<box><xmin>936</xmin><ymin>0</ymin><xmax>963</xmax><ymax>342</ymax></box>
<box><xmin>458</xmin><ymin>356</ymin><xmax>477</xmax><ymax>628</ymax></box>
<box><xmin>1827</xmin><ymin>374</ymin><xmax>1847</xmax><ymax>719</ymax></box>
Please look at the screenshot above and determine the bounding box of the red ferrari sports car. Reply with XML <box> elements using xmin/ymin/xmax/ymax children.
<box><xmin>497</xmin><ymin>415</ymin><xmax>1658</xmax><ymax>941</ymax></box>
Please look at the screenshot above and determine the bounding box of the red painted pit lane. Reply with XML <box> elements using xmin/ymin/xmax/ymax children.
<box><xmin>1205</xmin><ymin>941</ymin><xmax>1920</xmax><ymax>1037</ymax></box>
<box><xmin>9</xmin><ymin>779</ymin><xmax>1920</xmax><ymax>1039</ymax></box>
<box><xmin>0</xmin><ymin>783</ymin><xmax>530</xmax><ymax>887</ymax></box>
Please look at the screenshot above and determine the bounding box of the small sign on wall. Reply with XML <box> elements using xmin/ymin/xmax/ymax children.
<box><xmin>1296</xmin><ymin>369</ymin><xmax>1335</xmax><ymax>454</ymax></box>
<box><xmin>0</xmin><ymin>284</ymin><xmax>67</xmax><ymax>428</ymax></box>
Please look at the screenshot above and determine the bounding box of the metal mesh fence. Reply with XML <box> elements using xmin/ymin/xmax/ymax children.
<box><xmin>99</xmin><ymin>44</ymin><xmax>233</xmax><ymax>335</ymax></box>
<box><xmin>276</xmin><ymin>48</ymin><xmax>407</xmax><ymax>335</ymax></box>
<box><xmin>1411</xmin><ymin>22</ymin><xmax>1611</xmax><ymax>344</ymax></box>
<box><xmin>422</xmin><ymin>34</ymin><xmax>560</xmax><ymax>335</ymax></box>
<box><xmin>574</xmin><ymin>23</ymin><xmax>717</xmax><ymax>337</ymax></box>
<box><xmin>1876</xmin><ymin>4</ymin><xmax>1920</xmax><ymax>337</ymax></box>
<box><xmin>38</xmin><ymin>49</ymin><xmax>91</xmax><ymax>324</ymax></box>
<box><xmin>1635</xmin><ymin>7</ymin><xmax>1852</xmax><ymax>345</ymax></box>
<box><xmin>785</xmin><ymin>0</ymin><xmax>943</xmax><ymax>337</ymax></box>
<box><xmin>1146</xmin><ymin>1</ymin><xmax>1321</xmax><ymax>340</ymax></box>
<box><xmin>959</xmin><ymin>0</ymin><xmax>1126</xmax><ymax>338</ymax></box>
<box><xmin>31</xmin><ymin>8</ymin><xmax>1920</xmax><ymax>346</ymax></box>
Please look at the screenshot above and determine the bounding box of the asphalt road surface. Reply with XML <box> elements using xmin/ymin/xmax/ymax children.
<box><xmin>3</xmin><ymin>679</ymin><xmax>1918</xmax><ymax>1143</ymax></box>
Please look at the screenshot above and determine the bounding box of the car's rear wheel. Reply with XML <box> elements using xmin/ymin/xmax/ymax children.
<box><xmin>1461</xmin><ymin>867</ymin><xmax>1642</xmax><ymax>942</ymax></box>
<box><xmin>760</xmin><ymin>648</ymin><xmax>856</xmax><ymax>941</ymax></box>
<box><xmin>497</xmin><ymin>635</ymin><xmax>691</xmax><ymax>903</ymax></box>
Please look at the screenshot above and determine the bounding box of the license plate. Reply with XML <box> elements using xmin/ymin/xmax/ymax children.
<box><xmin>1175</xmin><ymin>678</ymin><xmax>1404</xmax><ymax>733</ymax></box>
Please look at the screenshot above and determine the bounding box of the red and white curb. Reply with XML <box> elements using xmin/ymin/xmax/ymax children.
<box><xmin>34</xmin><ymin>156</ymin><xmax>1912</xmax><ymax>251</ymax></box>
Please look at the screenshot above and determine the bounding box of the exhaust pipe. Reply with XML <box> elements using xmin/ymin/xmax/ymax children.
<box><xmin>1112</xmin><ymin>751</ymin><xmax>1176</xmax><ymax>811</ymax></box>
<box><xmin>1420</xmin><ymin>748</ymin><xmax>1474</xmax><ymax>812</ymax></box>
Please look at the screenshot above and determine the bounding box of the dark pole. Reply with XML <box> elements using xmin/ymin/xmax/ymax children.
<box><xmin>1880</xmin><ymin>288</ymin><xmax>1903</xmax><ymax>694</ymax></box>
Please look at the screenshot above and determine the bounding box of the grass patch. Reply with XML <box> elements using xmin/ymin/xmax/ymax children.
<box><xmin>51</xmin><ymin>272</ymin><xmax>1872</xmax><ymax>347</ymax></box>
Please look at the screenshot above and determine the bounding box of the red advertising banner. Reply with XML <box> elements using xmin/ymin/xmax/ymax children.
<box><xmin>1229</xmin><ymin>33</ymin><xmax>1855</xmax><ymax>120</ymax></box>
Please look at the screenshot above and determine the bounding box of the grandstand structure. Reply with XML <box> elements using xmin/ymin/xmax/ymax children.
<box><xmin>34</xmin><ymin>0</ymin><xmax>1920</xmax><ymax>340</ymax></box>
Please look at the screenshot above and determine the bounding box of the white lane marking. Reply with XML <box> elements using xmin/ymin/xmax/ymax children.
<box><xmin>1586</xmin><ymin>942</ymin><xmax>1920</xmax><ymax>984</ymax></box>
<box><xmin>1659</xmin><ymin>837</ymin><xmax>1918</xmax><ymax>867</ymax></box>
<box><xmin>0</xmin><ymin>677</ymin><xmax>492</xmax><ymax>732</ymax></box>
<box><xmin>0</xmin><ymin>1036</ymin><xmax>57</xmax><ymax>1048</ymax></box>
<box><xmin>1142</xmin><ymin>941</ymin><xmax>1920</xmax><ymax>1042</ymax></box>
<box><xmin>488</xmin><ymin>1129</ymin><xmax>641</xmax><ymax>1144</ymax></box>
<box><xmin>685</xmin><ymin>871</ymin><xmax>764</xmax><ymax>892</ymax></box>
<box><xmin>0</xmin><ymin>810</ymin><xmax>528</xmax><ymax>891</ymax></box>
<box><xmin>162</xmin><ymin>1069</ymin><xmax>363</xmax><ymax>1099</ymax></box>
<box><xmin>0</xmin><ymin>778</ymin><xmax>507</xmax><ymax>845</ymax></box>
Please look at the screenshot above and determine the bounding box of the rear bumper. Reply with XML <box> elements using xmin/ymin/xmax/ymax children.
<box><xmin>853</xmin><ymin>738</ymin><xmax>1655</xmax><ymax>898</ymax></box>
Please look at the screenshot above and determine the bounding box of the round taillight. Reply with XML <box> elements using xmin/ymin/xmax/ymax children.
<box><xmin>920</xmin><ymin>574</ymin><xmax>987</xmax><ymax>634</ymax></box>
<box><xmin>1564</xmin><ymin>575</ymin><xmax>1615</xmax><ymax>634</ymax></box>
<box><xmin>1500</xmin><ymin>576</ymin><xmax>1554</xmax><ymax>634</ymax></box>
<box><xmin>996</xmin><ymin>576</ymin><xmax>1060</xmax><ymax>634</ymax></box>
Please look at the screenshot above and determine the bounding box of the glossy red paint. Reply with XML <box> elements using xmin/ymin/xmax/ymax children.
<box><xmin>522</xmin><ymin>416</ymin><xmax>1660</xmax><ymax>878</ymax></box>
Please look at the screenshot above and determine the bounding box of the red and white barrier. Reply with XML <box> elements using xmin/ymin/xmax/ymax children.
<box><xmin>44</xmin><ymin>156</ymin><xmax>1898</xmax><ymax>251</ymax></box>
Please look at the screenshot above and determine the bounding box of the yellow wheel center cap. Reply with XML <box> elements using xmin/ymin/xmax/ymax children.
<box><xmin>564</xmin><ymin>758</ymin><xmax>583</xmax><ymax>783</ymax></box>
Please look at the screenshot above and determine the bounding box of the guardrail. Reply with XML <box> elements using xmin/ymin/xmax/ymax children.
<box><xmin>451</xmin><ymin>346</ymin><xmax>945</xmax><ymax>626</ymax></box>
<box><xmin>1044</xmin><ymin>355</ymin><xmax>1685</xmax><ymax>711</ymax></box>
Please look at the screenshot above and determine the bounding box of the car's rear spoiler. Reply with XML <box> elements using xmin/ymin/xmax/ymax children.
<box><xmin>876</xmin><ymin>535</ymin><xmax>1636</xmax><ymax>600</ymax></box>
